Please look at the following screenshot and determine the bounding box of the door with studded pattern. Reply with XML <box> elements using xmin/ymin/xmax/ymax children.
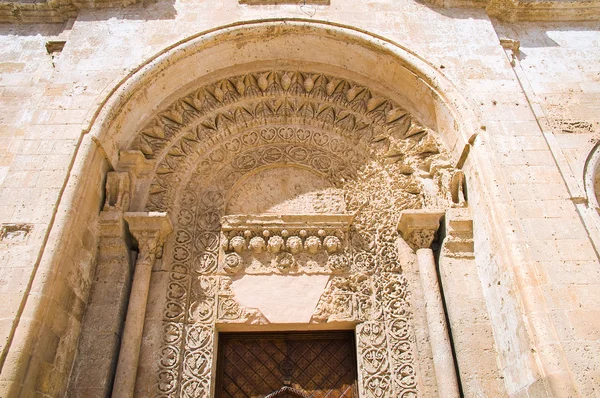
<box><xmin>216</xmin><ymin>331</ymin><xmax>358</xmax><ymax>397</ymax></box>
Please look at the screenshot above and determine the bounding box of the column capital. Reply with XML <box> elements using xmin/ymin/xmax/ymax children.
<box><xmin>397</xmin><ymin>209</ymin><xmax>444</xmax><ymax>250</ymax></box>
<box><xmin>124</xmin><ymin>212</ymin><xmax>173</xmax><ymax>260</ymax></box>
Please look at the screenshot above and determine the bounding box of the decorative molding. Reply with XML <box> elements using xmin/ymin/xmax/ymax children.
<box><xmin>124</xmin><ymin>212</ymin><xmax>173</xmax><ymax>262</ymax></box>
<box><xmin>486</xmin><ymin>0</ymin><xmax>600</xmax><ymax>22</ymax></box>
<box><xmin>127</xmin><ymin>70</ymin><xmax>457</xmax><ymax>213</ymax></box>
<box><xmin>0</xmin><ymin>0</ymin><xmax>144</xmax><ymax>23</ymax></box>
<box><xmin>220</xmin><ymin>214</ymin><xmax>353</xmax><ymax>274</ymax></box>
<box><xmin>424</xmin><ymin>0</ymin><xmax>600</xmax><ymax>22</ymax></box>
<box><xmin>137</xmin><ymin>70</ymin><xmax>463</xmax><ymax>397</ymax></box>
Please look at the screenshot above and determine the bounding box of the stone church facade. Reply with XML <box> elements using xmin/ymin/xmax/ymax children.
<box><xmin>0</xmin><ymin>1</ymin><xmax>599</xmax><ymax>397</ymax></box>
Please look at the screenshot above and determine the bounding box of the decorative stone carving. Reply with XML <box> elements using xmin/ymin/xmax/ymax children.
<box><xmin>103</xmin><ymin>171</ymin><xmax>130</xmax><ymax>211</ymax></box>
<box><xmin>323</xmin><ymin>235</ymin><xmax>342</xmax><ymax>253</ymax></box>
<box><xmin>219</xmin><ymin>214</ymin><xmax>353</xmax><ymax>274</ymax></box>
<box><xmin>113</xmin><ymin>212</ymin><xmax>172</xmax><ymax>398</ymax></box>
<box><xmin>0</xmin><ymin>224</ymin><xmax>32</xmax><ymax>244</ymax></box>
<box><xmin>217</xmin><ymin>278</ymin><xmax>268</xmax><ymax>324</ymax></box>
<box><xmin>143</xmin><ymin>70</ymin><xmax>462</xmax><ymax>397</ymax></box>
<box><xmin>397</xmin><ymin>210</ymin><xmax>445</xmax><ymax>250</ymax></box>
<box><xmin>127</xmin><ymin>71</ymin><xmax>456</xmax><ymax>213</ymax></box>
<box><xmin>311</xmin><ymin>273</ymin><xmax>374</xmax><ymax>323</ymax></box>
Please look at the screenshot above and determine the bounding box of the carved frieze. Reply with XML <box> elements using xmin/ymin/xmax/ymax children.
<box><xmin>127</xmin><ymin>71</ymin><xmax>456</xmax><ymax>213</ymax></box>
<box><xmin>219</xmin><ymin>214</ymin><xmax>353</xmax><ymax>274</ymax></box>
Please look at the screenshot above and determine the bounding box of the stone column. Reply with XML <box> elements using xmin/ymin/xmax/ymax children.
<box><xmin>398</xmin><ymin>210</ymin><xmax>460</xmax><ymax>398</ymax></box>
<box><xmin>112</xmin><ymin>212</ymin><xmax>172</xmax><ymax>398</ymax></box>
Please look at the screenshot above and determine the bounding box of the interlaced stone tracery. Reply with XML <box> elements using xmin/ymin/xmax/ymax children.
<box><xmin>129</xmin><ymin>69</ymin><xmax>461</xmax><ymax>397</ymax></box>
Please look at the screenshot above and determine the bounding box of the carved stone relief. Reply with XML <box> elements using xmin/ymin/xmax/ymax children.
<box><xmin>220</xmin><ymin>214</ymin><xmax>352</xmax><ymax>274</ymax></box>
<box><xmin>127</xmin><ymin>70</ymin><xmax>462</xmax><ymax>397</ymax></box>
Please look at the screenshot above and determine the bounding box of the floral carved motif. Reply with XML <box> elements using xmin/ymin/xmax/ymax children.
<box><xmin>129</xmin><ymin>71</ymin><xmax>452</xmax><ymax>213</ymax></box>
<box><xmin>141</xmin><ymin>70</ymin><xmax>463</xmax><ymax>397</ymax></box>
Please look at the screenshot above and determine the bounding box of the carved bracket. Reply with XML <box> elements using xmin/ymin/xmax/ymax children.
<box><xmin>441</xmin><ymin>208</ymin><xmax>474</xmax><ymax>258</ymax></box>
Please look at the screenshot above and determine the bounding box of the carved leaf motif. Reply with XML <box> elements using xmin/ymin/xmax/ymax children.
<box><xmin>186</xmin><ymin>326</ymin><xmax>212</xmax><ymax>350</ymax></box>
<box><xmin>303</xmin><ymin>75</ymin><xmax>314</xmax><ymax>92</ymax></box>
<box><xmin>281</xmin><ymin>73</ymin><xmax>292</xmax><ymax>90</ymax></box>
<box><xmin>258</xmin><ymin>73</ymin><xmax>269</xmax><ymax>92</ymax></box>
<box><xmin>157</xmin><ymin>370</ymin><xmax>177</xmax><ymax>394</ymax></box>
<box><xmin>147</xmin><ymin>70</ymin><xmax>458</xmax><ymax>397</ymax></box>
<box><xmin>234</xmin><ymin>78</ymin><xmax>245</xmax><ymax>95</ymax></box>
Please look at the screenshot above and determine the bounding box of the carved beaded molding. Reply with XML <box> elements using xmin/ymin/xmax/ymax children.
<box><xmin>220</xmin><ymin>214</ymin><xmax>353</xmax><ymax>274</ymax></box>
<box><xmin>129</xmin><ymin>70</ymin><xmax>463</xmax><ymax>398</ymax></box>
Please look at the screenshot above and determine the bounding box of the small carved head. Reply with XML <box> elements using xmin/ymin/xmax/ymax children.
<box><xmin>304</xmin><ymin>236</ymin><xmax>322</xmax><ymax>254</ymax></box>
<box><xmin>267</xmin><ymin>235</ymin><xmax>285</xmax><ymax>254</ymax></box>
<box><xmin>286</xmin><ymin>236</ymin><xmax>303</xmax><ymax>254</ymax></box>
<box><xmin>229</xmin><ymin>236</ymin><xmax>246</xmax><ymax>254</ymax></box>
<box><xmin>249</xmin><ymin>236</ymin><xmax>266</xmax><ymax>254</ymax></box>
<box><xmin>323</xmin><ymin>235</ymin><xmax>342</xmax><ymax>254</ymax></box>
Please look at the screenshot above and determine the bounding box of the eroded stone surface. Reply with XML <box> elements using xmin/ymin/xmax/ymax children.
<box><xmin>230</xmin><ymin>274</ymin><xmax>330</xmax><ymax>323</ymax></box>
<box><xmin>0</xmin><ymin>10</ymin><xmax>598</xmax><ymax>398</ymax></box>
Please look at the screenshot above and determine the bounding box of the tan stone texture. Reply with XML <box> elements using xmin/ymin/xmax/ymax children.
<box><xmin>0</xmin><ymin>1</ymin><xmax>598</xmax><ymax>397</ymax></box>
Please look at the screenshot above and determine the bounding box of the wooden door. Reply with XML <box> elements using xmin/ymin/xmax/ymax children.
<box><xmin>216</xmin><ymin>331</ymin><xmax>357</xmax><ymax>398</ymax></box>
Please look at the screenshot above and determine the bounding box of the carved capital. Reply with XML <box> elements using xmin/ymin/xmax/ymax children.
<box><xmin>397</xmin><ymin>210</ymin><xmax>444</xmax><ymax>250</ymax></box>
<box><xmin>124</xmin><ymin>212</ymin><xmax>173</xmax><ymax>264</ymax></box>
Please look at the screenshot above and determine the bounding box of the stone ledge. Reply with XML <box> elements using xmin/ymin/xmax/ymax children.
<box><xmin>424</xmin><ymin>0</ymin><xmax>600</xmax><ymax>21</ymax></box>
<box><xmin>0</xmin><ymin>0</ymin><xmax>143</xmax><ymax>23</ymax></box>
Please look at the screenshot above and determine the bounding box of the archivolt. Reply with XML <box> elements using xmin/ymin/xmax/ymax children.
<box><xmin>126</xmin><ymin>70</ymin><xmax>448</xmax><ymax>212</ymax></box>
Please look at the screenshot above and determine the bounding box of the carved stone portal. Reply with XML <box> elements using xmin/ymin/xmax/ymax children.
<box><xmin>128</xmin><ymin>69</ymin><xmax>464</xmax><ymax>397</ymax></box>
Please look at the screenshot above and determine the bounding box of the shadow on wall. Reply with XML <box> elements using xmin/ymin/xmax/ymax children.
<box><xmin>494</xmin><ymin>20</ymin><xmax>600</xmax><ymax>48</ymax></box>
<box><xmin>413</xmin><ymin>0</ymin><xmax>490</xmax><ymax>20</ymax></box>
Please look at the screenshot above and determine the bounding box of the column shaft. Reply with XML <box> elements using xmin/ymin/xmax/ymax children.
<box><xmin>112</xmin><ymin>254</ymin><xmax>154</xmax><ymax>398</ymax></box>
<box><xmin>417</xmin><ymin>248</ymin><xmax>460</xmax><ymax>398</ymax></box>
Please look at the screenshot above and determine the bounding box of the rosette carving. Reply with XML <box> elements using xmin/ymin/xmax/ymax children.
<box><xmin>145</xmin><ymin>69</ymin><xmax>460</xmax><ymax>397</ymax></box>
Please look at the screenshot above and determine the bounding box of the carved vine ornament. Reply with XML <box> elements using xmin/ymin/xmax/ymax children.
<box><xmin>127</xmin><ymin>70</ymin><xmax>464</xmax><ymax>397</ymax></box>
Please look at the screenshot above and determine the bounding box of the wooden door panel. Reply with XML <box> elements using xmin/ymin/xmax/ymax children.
<box><xmin>216</xmin><ymin>332</ymin><xmax>357</xmax><ymax>398</ymax></box>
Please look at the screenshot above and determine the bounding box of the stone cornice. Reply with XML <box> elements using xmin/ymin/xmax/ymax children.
<box><xmin>486</xmin><ymin>0</ymin><xmax>600</xmax><ymax>21</ymax></box>
<box><xmin>2</xmin><ymin>0</ymin><xmax>598</xmax><ymax>23</ymax></box>
<box><xmin>0</xmin><ymin>0</ymin><xmax>142</xmax><ymax>23</ymax></box>
<box><xmin>427</xmin><ymin>0</ymin><xmax>600</xmax><ymax>21</ymax></box>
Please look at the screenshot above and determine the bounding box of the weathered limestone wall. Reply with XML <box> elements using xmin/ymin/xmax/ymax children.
<box><xmin>493</xmin><ymin>20</ymin><xmax>600</xmax><ymax>396</ymax></box>
<box><xmin>0</xmin><ymin>1</ymin><xmax>598</xmax><ymax>397</ymax></box>
<box><xmin>0</xmin><ymin>22</ymin><xmax>108</xmax><ymax>397</ymax></box>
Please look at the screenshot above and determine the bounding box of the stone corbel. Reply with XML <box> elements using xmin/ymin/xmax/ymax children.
<box><xmin>112</xmin><ymin>212</ymin><xmax>172</xmax><ymax>398</ymax></box>
<box><xmin>397</xmin><ymin>209</ymin><xmax>460</xmax><ymax>398</ymax></box>
<box><xmin>99</xmin><ymin>151</ymin><xmax>153</xmax><ymax>236</ymax></box>
<box><xmin>103</xmin><ymin>150</ymin><xmax>153</xmax><ymax>214</ymax></box>
<box><xmin>115</xmin><ymin>150</ymin><xmax>154</xmax><ymax>211</ymax></box>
